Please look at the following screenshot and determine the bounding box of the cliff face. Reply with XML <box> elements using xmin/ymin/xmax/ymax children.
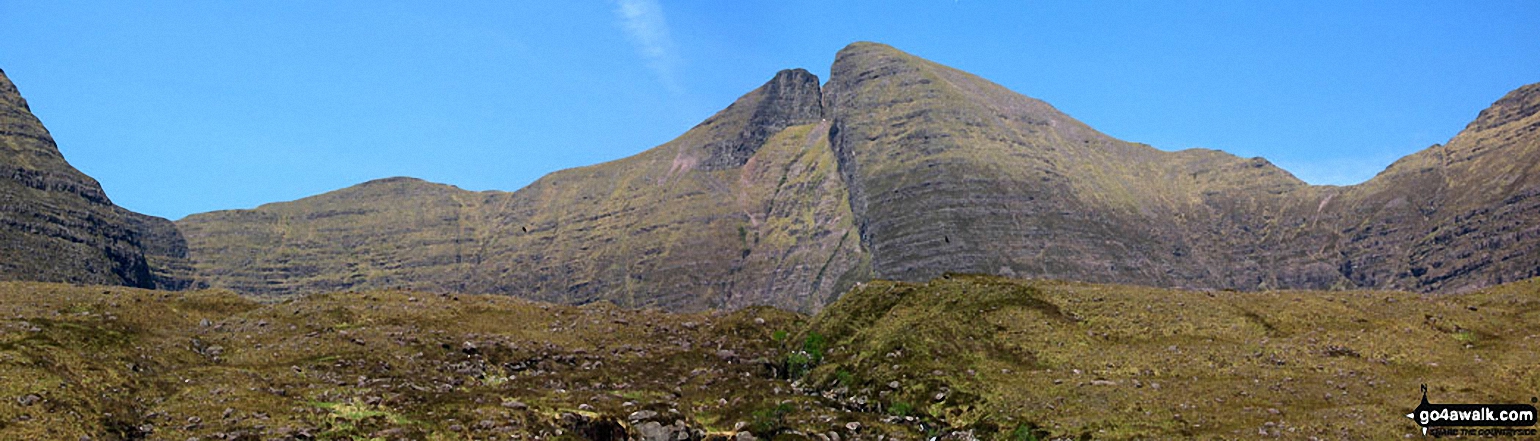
<box><xmin>0</xmin><ymin>68</ymin><xmax>192</xmax><ymax>289</ymax></box>
<box><xmin>176</xmin><ymin>43</ymin><xmax>1540</xmax><ymax>311</ymax></box>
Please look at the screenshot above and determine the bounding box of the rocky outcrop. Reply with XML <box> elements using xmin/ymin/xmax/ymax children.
<box><xmin>696</xmin><ymin>68</ymin><xmax>824</xmax><ymax>170</ymax></box>
<box><xmin>0</xmin><ymin>68</ymin><xmax>193</xmax><ymax>289</ymax></box>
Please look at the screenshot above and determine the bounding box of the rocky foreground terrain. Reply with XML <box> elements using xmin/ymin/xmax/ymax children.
<box><xmin>3</xmin><ymin>275</ymin><xmax>1537</xmax><ymax>440</ymax></box>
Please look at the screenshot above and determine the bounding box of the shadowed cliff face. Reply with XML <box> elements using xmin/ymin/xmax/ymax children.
<box><xmin>176</xmin><ymin>43</ymin><xmax>1540</xmax><ymax>311</ymax></box>
<box><xmin>0</xmin><ymin>69</ymin><xmax>192</xmax><ymax>290</ymax></box>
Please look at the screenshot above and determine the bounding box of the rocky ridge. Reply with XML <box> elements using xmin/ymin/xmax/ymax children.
<box><xmin>178</xmin><ymin>43</ymin><xmax>1540</xmax><ymax>311</ymax></box>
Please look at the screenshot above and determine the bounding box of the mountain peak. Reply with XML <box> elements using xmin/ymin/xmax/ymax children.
<box><xmin>758</xmin><ymin>68</ymin><xmax>823</xmax><ymax>121</ymax></box>
<box><xmin>827</xmin><ymin>41</ymin><xmax>925</xmax><ymax>88</ymax></box>
<box><xmin>769</xmin><ymin>67</ymin><xmax>819</xmax><ymax>85</ymax></box>
<box><xmin>836</xmin><ymin>41</ymin><xmax>905</xmax><ymax>58</ymax></box>
<box><xmin>0</xmin><ymin>68</ymin><xmax>31</xmax><ymax>112</ymax></box>
<box><xmin>1</xmin><ymin>68</ymin><xmax>107</xmax><ymax>203</ymax></box>
<box><xmin>358</xmin><ymin>176</ymin><xmax>432</xmax><ymax>186</ymax></box>
<box><xmin>688</xmin><ymin>67</ymin><xmax>823</xmax><ymax>170</ymax></box>
<box><xmin>2</xmin><ymin>67</ymin><xmax>193</xmax><ymax>289</ymax></box>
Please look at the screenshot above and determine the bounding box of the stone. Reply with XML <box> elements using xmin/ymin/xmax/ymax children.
<box><xmin>628</xmin><ymin>410</ymin><xmax>658</xmax><ymax>421</ymax></box>
<box><xmin>635</xmin><ymin>421</ymin><xmax>667</xmax><ymax>441</ymax></box>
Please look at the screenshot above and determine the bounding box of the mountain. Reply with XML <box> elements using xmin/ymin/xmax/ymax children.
<box><xmin>178</xmin><ymin>42</ymin><xmax>1540</xmax><ymax>311</ymax></box>
<box><xmin>1322</xmin><ymin>82</ymin><xmax>1540</xmax><ymax>292</ymax></box>
<box><xmin>181</xmin><ymin>68</ymin><xmax>866</xmax><ymax>312</ymax></box>
<box><xmin>824</xmin><ymin>43</ymin><xmax>1540</xmax><ymax>293</ymax></box>
<box><xmin>821</xmin><ymin>42</ymin><xmax>1316</xmax><ymax>288</ymax></box>
<box><xmin>0</xmin><ymin>68</ymin><xmax>193</xmax><ymax>289</ymax></box>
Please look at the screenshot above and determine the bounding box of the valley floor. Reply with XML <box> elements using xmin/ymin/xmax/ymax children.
<box><xmin>1</xmin><ymin>276</ymin><xmax>1537</xmax><ymax>440</ymax></box>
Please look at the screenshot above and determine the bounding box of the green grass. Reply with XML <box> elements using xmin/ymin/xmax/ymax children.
<box><xmin>312</xmin><ymin>400</ymin><xmax>416</xmax><ymax>440</ymax></box>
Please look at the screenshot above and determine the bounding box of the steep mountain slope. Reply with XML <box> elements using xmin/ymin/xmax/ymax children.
<box><xmin>0</xmin><ymin>68</ymin><xmax>192</xmax><ymax>289</ymax></box>
<box><xmin>1323</xmin><ymin>83</ymin><xmax>1540</xmax><ymax>292</ymax></box>
<box><xmin>180</xmin><ymin>43</ymin><xmax>1539</xmax><ymax>310</ymax></box>
<box><xmin>822</xmin><ymin>42</ymin><xmax>1313</xmax><ymax>288</ymax></box>
<box><xmin>819</xmin><ymin>42</ymin><xmax>1540</xmax><ymax>294</ymax></box>
<box><xmin>181</xmin><ymin>69</ymin><xmax>867</xmax><ymax>311</ymax></box>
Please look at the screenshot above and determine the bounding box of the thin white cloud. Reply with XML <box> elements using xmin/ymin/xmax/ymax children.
<box><xmin>614</xmin><ymin>0</ymin><xmax>683</xmax><ymax>93</ymax></box>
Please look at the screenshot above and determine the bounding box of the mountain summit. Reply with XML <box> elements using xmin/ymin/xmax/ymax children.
<box><xmin>695</xmin><ymin>67</ymin><xmax>824</xmax><ymax>170</ymax></box>
<box><xmin>161</xmin><ymin>42</ymin><xmax>1540</xmax><ymax>310</ymax></box>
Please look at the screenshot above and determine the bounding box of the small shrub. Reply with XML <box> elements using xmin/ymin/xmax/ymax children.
<box><xmin>782</xmin><ymin>332</ymin><xmax>828</xmax><ymax>379</ymax></box>
<box><xmin>786</xmin><ymin>351</ymin><xmax>814</xmax><ymax>378</ymax></box>
<box><xmin>836</xmin><ymin>369</ymin><xmax>855</xmax><ymax>386</ymax></box>
<box><xmin>889</xmin><ymin>401</ymin><xmax>914</xmax><ymax>417</ymax></box>
<box><xmin>1454</xmin><ymin>330</ymin><xmax>1475</xmax><ymax>344</ymax></box>
<box><xmin>311</xmin><ymin>400</ymin><xmax>411</xmax><ymax>439</ymax></box>
<box><xmin>803</xmin><ymin>332</ymin><xmax>826</xmax><ymax>364</ymax></box>
<box><xmin>750</xmin><ymin>402</ymin><xmax>794</xmax><ymax>435</ymax></box>
<box><xmin>480</xmin><ymin>365</ymin><xmax>512</xmax><ymax>387</ymax></box>
<box><xmin>772</xmin><ymin>330</ymin><xmax>789</xmax><ymax>344</ymax></box>
<box><xmin>1011</xmin><ymin>423</ymin><xmax>1046</xmax><ymax>441</ymax></box>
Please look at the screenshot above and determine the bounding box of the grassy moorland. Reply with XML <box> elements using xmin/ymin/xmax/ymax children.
<box><xmin>2</xmin><ymin>275</ymin><xmax>1537</xmax><ymax>440</ymax></box>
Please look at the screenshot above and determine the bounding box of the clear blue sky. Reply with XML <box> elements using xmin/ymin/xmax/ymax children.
<box><xmin>2</xmin><ymin>1</ymin><xmax>1537</xmax><ymax>220</ymax></box>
